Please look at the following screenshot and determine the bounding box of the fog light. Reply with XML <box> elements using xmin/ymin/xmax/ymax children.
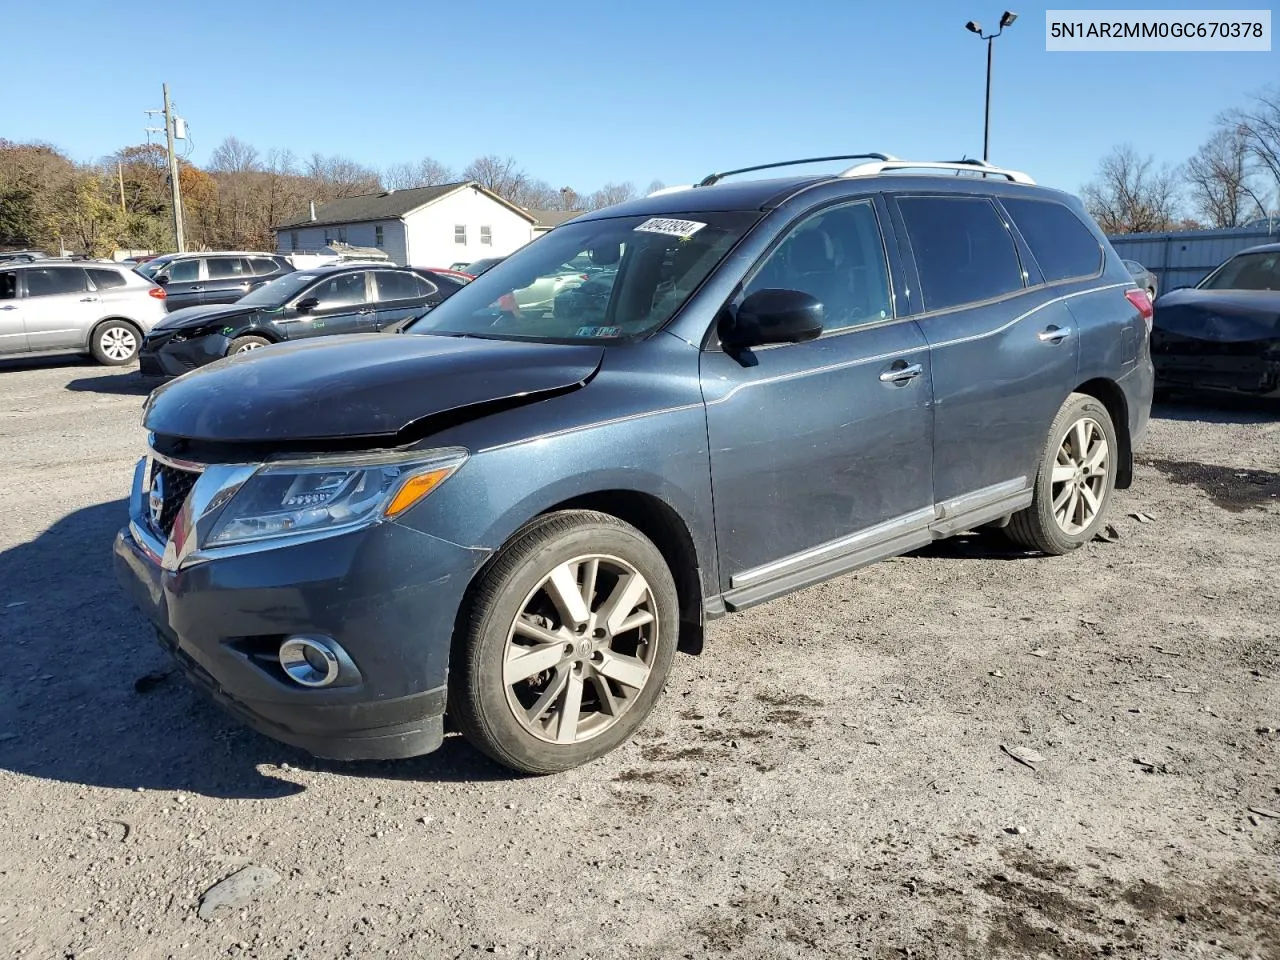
<box><xmin>279</xmin><ymin>636</ymin><xmax>341</xmax><ymax>688</ymax></box>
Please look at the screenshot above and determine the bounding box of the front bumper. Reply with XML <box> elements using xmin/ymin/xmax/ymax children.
<box><xmin>112</xmin><ymin>477</ymin><xmax>486</xmax><ymax>761</ymax></box>
<box><xmin>138</xmin><ymin>330</ymin><xmax>234</xmax><ymax>378</ymax></box>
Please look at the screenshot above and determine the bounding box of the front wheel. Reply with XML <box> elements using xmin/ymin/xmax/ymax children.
<box><xmin>1006</xmin><ymin>393</ymin><xmax>1118</xmax><ymax>555</ymax></box>
<box><xmin>449</xmin><ymin>510</ymin><xmax>679</xmax><ymax>775</ymax></box>
<box><xmin>228</xmin><ymin>335</ymin><xmax>271</xmax><ymax>355</ymax></box>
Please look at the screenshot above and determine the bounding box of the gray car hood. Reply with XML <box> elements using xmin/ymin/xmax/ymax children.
<box><xmin>143</xmin><ymin>333</ymin><xmax>604</xmax><ymax>443</ymax></box>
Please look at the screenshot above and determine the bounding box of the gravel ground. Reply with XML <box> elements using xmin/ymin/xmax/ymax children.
<box><xmin>0</xmin><ymin>357</ymin><xmax>1277</xmax><ymax>960</ymax></box>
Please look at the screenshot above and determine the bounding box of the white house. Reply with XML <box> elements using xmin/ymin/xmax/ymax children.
<box><xmin>274</xmin><ymin>181</ymin><xmax>539</xmax><ymax>268</ymax></box>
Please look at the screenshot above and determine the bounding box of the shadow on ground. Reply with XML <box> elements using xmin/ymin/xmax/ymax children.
<box><xmin>0</xmin><ymin>499</ymin><xmax>517</xmax><ymax>800</ymax></box>
<box><xmin>64</xmin><ymin>371</ymin><xmax>157</xmax><ymax>397</ymax></box>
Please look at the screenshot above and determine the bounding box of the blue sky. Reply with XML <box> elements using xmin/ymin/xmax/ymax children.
<box><xmin>4</xmin><ymin>0</ymin><xmax>1276</xmax><ymax>197</ymax></box>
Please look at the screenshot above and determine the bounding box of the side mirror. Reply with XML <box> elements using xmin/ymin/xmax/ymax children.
<box><xmin>720</xmin><ymin>289</ymin><xmax>823</xmax><ymax>350</ymax></box>
<box><xmin>153</xmin><ymin>275</ymin><xmax>169</xmax><ymax>286</ymax></box>
<box><xmin>295</xmin><ymin>296</ymin><xmax>320</xmax><ymax>314</ymax></box>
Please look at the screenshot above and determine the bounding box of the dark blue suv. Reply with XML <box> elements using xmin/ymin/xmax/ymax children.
<box><xmin>114</xmin><ymin>155</ymin><xmax>1155</xmax><ymax>775</ymax></box>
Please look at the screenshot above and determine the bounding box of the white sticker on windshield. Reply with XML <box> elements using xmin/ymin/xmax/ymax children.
<box><xmin>634</xmin><ymin>217</ymin><xmax>707</xmax><ymax>238</ymax></box>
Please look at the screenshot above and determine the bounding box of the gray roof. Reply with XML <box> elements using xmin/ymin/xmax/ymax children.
<box><xmin>275</xmin><ymin>182</ymin><xmax>537</xmax><ymax>231</ymax></box>
<box><xmin>528</xmin><ymin>209</ymin><xmax>584</xmax><ymax>229</ymax></box>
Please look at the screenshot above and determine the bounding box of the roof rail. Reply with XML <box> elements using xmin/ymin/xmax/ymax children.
<box><xmin>698</xmin><ymin>154</ymin><xmax>900</xmax><ymax>188</ymax></box>
<box><xmin>839</xmin><ymin>157</ymin><xmax>1035</xmax><ymax>184</ymax></box>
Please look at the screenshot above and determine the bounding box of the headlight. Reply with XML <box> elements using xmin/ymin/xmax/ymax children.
<box><xmin>204</xmin><ymin>447</ymin><xmax>467</xmax><ymax>547</ymax></box>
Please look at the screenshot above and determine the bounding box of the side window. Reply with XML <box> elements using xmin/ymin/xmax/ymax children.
<box><xmin>309</xmin><ymin>272</ymin><xmax>369</xmax><ymax>308</ymax></box>
<box><xmin>206</xmin><ymin>257</ymin><xmax>250</xmax><ymax>280</ymax></box>
<box><xmin>165</xmin><ymin>259</ymin><xmax>200</xmax><ymax>283</ymax></box>
<box><xmin>249</xmin><ymin>257</ymin><xmax>281</xmax><ymax>276</ymax></box>
<box><xmin>1002</xmin><ymin>198</ymin><xmax>1103</xmax><ymax>282</ymax></box>
<box><xmin>374</xmin><ymin>271</ymin><xmax>433</xmax><ymax>302</ymax></box>
<box><xmin>742</xmin><ymin>199</ymin><xmax>893</xmax><ymax>332</ymax></box>
<box><xmin>23</xmin><ymin>267</ymin><xmax>90</xmax><ymax>297</ymax></box>
<box><xmin>0</xmin><ymin>272</ymin><xmax>15</xmax><ymax>300</ymax></box>
<box><xmin>897</xmin><ymin>196</ymin><xmax>1025</xmax><ymax>311</ymax></box>
<box><xmin>87</xmin><ymin>268</ymin><xmax>127</xmax><ymax>290</ymax></box>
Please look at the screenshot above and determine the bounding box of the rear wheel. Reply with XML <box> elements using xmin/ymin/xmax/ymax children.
<box><xmin>449</xmin><ymin>511</ymin><xmax>679</xmax><ymax>775</ymax></box>
<box><xmin>1006</xmin><ymin>393</ymin><xmax>1118</xmax><ymax>555</ymax></box>
<box><xmin>228</xmin><ymin>335</ymin><xmax>271</xmax><ymax>355</ymax></box>
<box><xmin>90</xmin><ymin>321</ymin><xmax>140</xmax><ymax>365</ymax></box>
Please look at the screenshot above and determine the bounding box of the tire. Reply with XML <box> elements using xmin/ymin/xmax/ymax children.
<box><xmin>228</xmin><ymin>335</ymin><xmax>271</xmax><ymax>355</ymax></box>
<box><xmin>90</xmin><ymin>320</ymin><xmax>141</xmax><ymax>366</ymax></box>
<box><xmin>449</xmin><ymin>510</ymin><xmax>679</xmax><ymax>775</ymax></box>
<box><xmin>1006</xmin><ymin>393</ymin><xmax>1119</xmax><ymax>555</ymax></box>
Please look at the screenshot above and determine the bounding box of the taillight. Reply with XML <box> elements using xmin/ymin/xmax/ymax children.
<box><xmin>148</xmin><ymin>286</ymin><xmax>167</xmax><ymax>300</ymax></box>
<box><xmin>1125</xmin><ymin>288</ymin><xmax>1153</xmax><ymax>332</ymax></box>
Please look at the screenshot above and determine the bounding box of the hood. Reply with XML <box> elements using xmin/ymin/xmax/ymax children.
<box><xmin>143</xmin><ymin>333</ymin><xmax>604</xmax><ymax>443</ymax></box>
<box><xmin>153</xmin><ymin>303</ymin><xmax>262</xmax><ymax>331</ymax></box>
<box><xmin>1153</xmin><ymin>287</ymin><xmax>1280</xmax><ymax>343</ymax></box>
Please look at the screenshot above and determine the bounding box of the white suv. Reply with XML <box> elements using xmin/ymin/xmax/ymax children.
<box><xmin>0</xmin><ymin>261</ymin><xmax>168</xmax><ymax>365</ymax></box>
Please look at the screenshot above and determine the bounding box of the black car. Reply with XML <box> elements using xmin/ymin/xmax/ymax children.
<box><xmin>135</xmin><ymin>252</ymin><xmax>295</xmax><ymax>311</ymax></box>
<box><xmin>1151</xmin><ymin>242</ymin><xmax>1280</xmax><ymax>398</ymax></box>
<box><xmin>138</xmin><ymin>263</ymin><xmax>465</xmax><ymax>377</ymax></box>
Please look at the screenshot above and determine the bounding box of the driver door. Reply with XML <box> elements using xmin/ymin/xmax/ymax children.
<box><xmin>282</xmin><ymin>271</ymin><xmax>374</xmax><ymax>340</ymax></box>
<box><xmin>700</xmin><ymin>196</ymin><xmax>936</xmax><ymax>609</ymax></box>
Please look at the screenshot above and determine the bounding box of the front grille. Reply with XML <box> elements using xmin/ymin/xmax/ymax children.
<box><xmin>149</xmin><ymin>460</ymin><xmax>200</xmax><ymax>537</ymax></box>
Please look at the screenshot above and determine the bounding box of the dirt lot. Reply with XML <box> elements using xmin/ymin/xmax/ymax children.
<box><xmin>0</xmin><ymin>357</ymin><xmax>1277</xmax><ymax>960</ymax></box>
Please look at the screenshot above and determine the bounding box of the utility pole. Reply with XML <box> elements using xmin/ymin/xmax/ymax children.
<box><xmin>117</xmin><ymin>162</ymin><xmax>127</xmax><ymax>215</ymax></box>
<box><xmin>162</xmin><ymin>83</ymin><xmax>185</xmax><ymax>252</ymax></box>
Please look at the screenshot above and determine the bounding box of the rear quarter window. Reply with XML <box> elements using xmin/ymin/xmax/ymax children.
<box><xmin>1002</xmin><ymin>198</ymin><xmax>1104</xmax><ymax>282</ymax></box>
<box><xmin>897</xmin><ymin>196</ymin><xmax>1025</xmax><ymax>312</ymax></box>
<box><xmin>87</xmin><ymin>268</ymin><xmax>128</xmax><ymax>290</ymax></box>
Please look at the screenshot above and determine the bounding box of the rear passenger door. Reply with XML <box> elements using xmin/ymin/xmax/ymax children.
<box><xmin>890</xmin><ymin>194</ymin><xmax>1080</xmax><ymax>512</ymax></box>
<box><xmin>19</xmin><ymin>266</ymin><xmax>97</xmax><ymax>352</ymax></box>
<box><xmin>371</xmin><ymin>270</ymin><xmax>437</xmax><ymax>331</ymax></box>
<box><xmin>201</xmin><ymin>256</ymin><xmax>254</xmax><ymax>305</ymax></box>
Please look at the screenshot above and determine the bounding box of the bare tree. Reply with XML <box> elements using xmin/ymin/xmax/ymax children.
<box><xmin>1224</xmin><ymin>84</ymin><xmax>1280</xmax><ymax>212</ymax></box>
<box><xmin>383</xmin><ymin>157</ymin><xmax>456</xmax><ymax>190</ymax></box>
<box><xmin>208</xmin><ymin>136</ymin><xmax>261</xmax><ymax>174</ymax></box>
<box><xmin>1185</xmin><ymin>126</ymin><xmax>1269</xmax><ymax>227</ymax></box>
<box><xmin>587</xmin><ymin>181</ymin><xmax>638</xmax><ymax>211</ymax></box>
<box><xmin>463</xmin><ymin>155</ymin><xmax>528</xmax><ymax>202</ymax></box>
<box><xmin>646</xmin><ymin>179</ymin><xmax>667</xmax><ymax>195</ymax></box>
<box><xmin>1081</xmin><ymin>145</ymin><xmax>1183</xmax><ymax>234</ymax></box>
<box><xmin>306</xmin><ymin>153</ymin><xmax>382</xmax><ymax>199</ymax></box>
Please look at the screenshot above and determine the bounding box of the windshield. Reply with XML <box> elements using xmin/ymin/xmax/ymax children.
<box><xmin>407</xmin><ymin>212</ymin><xmax>757</xmax><ymax>343</ymax></box>
<box><xmin>238</xmin><ymin>271</ymin><xmax>321</xmax><ymax>306</ymax></box>
<box><xmin>465</xmin><ymin>258</ymin><xmax>503</xmax><ymax>275</ymax></box>
<box><xmin>1197</xmin><ymin>251</ymin><xmax>1280</xmax><ymax>291</ymax></box>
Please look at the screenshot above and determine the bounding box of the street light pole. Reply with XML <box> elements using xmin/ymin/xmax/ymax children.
<box><xmin>966</xmin><ymin>12</ymin><xmax>1018</xmax><ymax>163</ymax></box>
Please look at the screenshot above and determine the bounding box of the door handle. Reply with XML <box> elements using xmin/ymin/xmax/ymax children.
<box><xmin>1038</xmin><ymin>325</ymin><xmax>1071</xmax><ymax>343</ymax></box>
<box><xmin>190</xmin><ymin>285</ymin><xmax>204</xmax><ymax>291</ymax></box>
<box><xmin>1</xmin><ymin>304</ymin><xmax>18</xmax><ymax>311</ymax></box>
<box><xmin>880</xmin><ymin>360</ymin><xmax>923</xmax><ymax>384</ymax></box>
<box><xmin>79</xmin><ymin>296</ymin><xmax>99</xmax><ymax>302</ymax></box>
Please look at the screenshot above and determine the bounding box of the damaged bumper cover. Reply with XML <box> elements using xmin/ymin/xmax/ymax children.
<box><xmin>113</xmin><ymin>470</ymin><xmax>492</xmax><ymax>761</ymax></box>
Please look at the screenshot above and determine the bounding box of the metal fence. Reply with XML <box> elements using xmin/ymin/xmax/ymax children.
<box><xmin>1106</xmin><ymin>226</ymin><xmax>1278</xmax><ymax>292</ymax></box>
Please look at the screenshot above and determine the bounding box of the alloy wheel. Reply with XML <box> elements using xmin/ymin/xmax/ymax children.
<box><xmin>100</xmin><ymin>327</ymin><xmax>137</xmax><ymax>361</ymax></box>
<box><xmin>503</xmin><ymin>554</ymin><xmax>659</xmax><ymax>745</ymax></box>
<box><xmin>1050</xmin><ymin>417</ymin><xmax>1109</xmax><ymax>535</ymax></box>
<box><xmin>235</xmin><ymin>341</ymin><xmax>263</xmax><ymax>353</ymax></box>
